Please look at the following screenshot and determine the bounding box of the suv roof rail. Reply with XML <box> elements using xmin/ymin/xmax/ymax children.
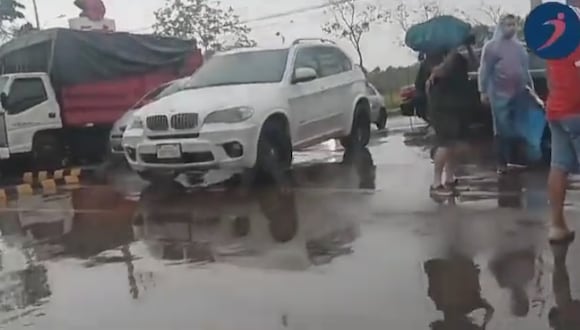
<box><xmin>291</xmin><ymin>38</ymin><xmax>336</xmax><ymax>46</ymax></box>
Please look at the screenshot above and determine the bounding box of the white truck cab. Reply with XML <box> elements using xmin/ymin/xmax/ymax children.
<box><xmin>0</xmin><ymin>72</ymin><xmax>62</xmax><ymax>161</ymax></box>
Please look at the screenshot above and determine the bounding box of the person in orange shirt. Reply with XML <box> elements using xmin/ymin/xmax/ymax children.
<box><xmin>545</xmin><ymin>38</ymin><xmax>580</xmax><ymax>243</ymax></box>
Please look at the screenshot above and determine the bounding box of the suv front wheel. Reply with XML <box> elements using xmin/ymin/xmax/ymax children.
<box><xmin>341</xmin><ymin>103</ymin><xmax>371</xmax><ymax>150</ymax></box>
<box><xmin>248</xmin><ymin>119</ymin><xmax>292</xmax><ymax>185</ymax></box>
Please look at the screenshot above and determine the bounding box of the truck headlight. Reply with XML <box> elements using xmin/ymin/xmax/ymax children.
<box><xmin>205</xmin><ymin>107</ymin><xmax>254</xmax><ymax>124</ymax></box>
<box><xmin>129</xmin><ymin>117</ymin><xmax>144</xmax><ymax>130</ymax></box>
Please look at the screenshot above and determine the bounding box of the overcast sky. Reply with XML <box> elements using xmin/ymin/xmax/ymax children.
<box><xmin>18</xmin><ymin>0</ymin><xmax>547</xmax><ymax>68</ymax></box>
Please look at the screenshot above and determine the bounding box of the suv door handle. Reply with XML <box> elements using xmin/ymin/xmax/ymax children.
<box><xmin>48</xmin><ymin>113</ymin><xmax>56</xmax><ymax>118</ymax></box>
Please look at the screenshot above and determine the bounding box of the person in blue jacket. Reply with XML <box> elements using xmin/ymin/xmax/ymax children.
<box><xmin>478</xmin><ymin>14</ymin><xmax>533</xmax><ymax>174</ymax></box>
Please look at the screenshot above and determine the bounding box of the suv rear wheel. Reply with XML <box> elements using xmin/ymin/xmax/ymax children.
<box><xmin>341</xmin><ymin>103</ymin><xmax>371</xmax><ymax>150</ymax></box>
<box><xmin>376</xmin><ymin>107</ymin><xmax>388</xmax><ymax>130</ymax></box>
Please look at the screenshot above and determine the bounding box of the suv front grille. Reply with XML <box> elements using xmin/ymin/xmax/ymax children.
<box><xmin>147</xmin><ymin>115</ymin><xmax>169</xmax><ymax>131</ymax></box>
<box><xmin>171</xmin><ymin>113</ymin><xmax>198</xmax><ymax>130</ymax></box>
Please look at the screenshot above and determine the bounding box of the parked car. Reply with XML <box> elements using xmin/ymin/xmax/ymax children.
<box><xmin>110</xmin><ymin>78</ymin><xmax>189</xmax><ymax>155</ymax></box>
<box><xmin>365</xmin><ymin>82</ymin><xmax>388</xmax><ymax>129</ymax></box>
<box><xmin>122</xmin><ymin>38</ymin><xmax>371</xmax><ymax>184</ymax></box>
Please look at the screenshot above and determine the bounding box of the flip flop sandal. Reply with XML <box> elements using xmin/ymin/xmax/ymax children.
<box><xmin>549</xmin><ymin>231</ymin><xmax>576</xmax><ymax>245</ymax></box>
<box><xmin>444</xmin><ymin>179</ymin><xmax>459</xmax><ymax>188</ymax></box>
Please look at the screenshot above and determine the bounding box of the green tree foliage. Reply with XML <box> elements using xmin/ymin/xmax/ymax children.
<box><xmin>0</xmin><ymin>0</ymin><xmax>25</xmax><ymax>39</ymax></box>
<box><xmin>322</xmin><ymin>0</ymin><xmax>387</xmax><ymax>70</ymax></box>
<box><xmin>367</xmin><ymin>64</ymin><xmax>419</xmax><ymax>108</ymax></box>
<box><xmin>153</xmin><ymin>0</ymin><xmax>256</xmax><ymax>52</ymax></box>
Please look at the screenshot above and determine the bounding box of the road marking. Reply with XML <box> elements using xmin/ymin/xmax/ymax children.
<box><xmin>22</xmin><ymin>172</ymin><xmax>33</xmax><ymax>184</ymax></box>
<box><xmin>54</xmin><ymin>169</ymin><xmax>65</xmax><ymax>179</ymax></box>
<box><xmin>38</xmin><ymin>171</ymin><xmax>48</xmax><ymax>181</ymax></box>
<box><xmin>16</xmin><ymin>184</ymin><xmax>33</xmax><ymax>196</ymax></box>
<box><xmin>64</xmin><ymin>175</ymin><xmax>80</xmax><ymax>185</ymax></box>
<box><xmin>0</xmin><ymin>190</ymin><xmax>7</xmax><ymax>205</ymax></box>
<box><xmin>41</xmin><ymin>179</ymin><xmax>57</xmax><ymax>194</ymax></box>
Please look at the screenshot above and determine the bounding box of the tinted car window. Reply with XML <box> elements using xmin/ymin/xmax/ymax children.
<box><xmin>295</xmin><ymin>46</ymin><xmax>352</xmax><ymax>78</ymax></box>
<box><xmin>294</xmin><ymin>47</ymin><xmax>321</xmax><ymax>77</ymax></box>
<box><xmin>7</xmin><ymin>78</ymin><xmax>47</xmax><ymax>114</ymax></box>
<box><xmin>317</xmin><ymin>47</ymin><xmax>352</xmax><ymax>77</ymax></box>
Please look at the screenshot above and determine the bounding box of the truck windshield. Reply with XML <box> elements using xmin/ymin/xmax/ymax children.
<box><xmin>184</xmin><ymin>49</ymin><xmax>289</xmax><ymax>89</ymax></box>
<box><xmin>0</xmin><ymin>77</ymin><xmax>8</xmax><ymax>92</ymax></box>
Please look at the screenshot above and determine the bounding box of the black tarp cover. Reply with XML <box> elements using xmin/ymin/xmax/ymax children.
<box><xmin>0</xmin><ymin>28</ymin><xmax>196</xmax><ymax>87</ymax></box>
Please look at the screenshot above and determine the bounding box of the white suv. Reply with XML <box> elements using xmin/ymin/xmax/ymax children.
<box><xmin>122</xmin><ymin>39</ymin><xmax>371</xmax><ymax>183</ymax></box>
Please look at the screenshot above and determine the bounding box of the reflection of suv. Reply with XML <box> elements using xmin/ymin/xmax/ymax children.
<box><xmin>123</xmin><ymin>39</ymin><xmax>370</xmax><ymax>183</ymax></box>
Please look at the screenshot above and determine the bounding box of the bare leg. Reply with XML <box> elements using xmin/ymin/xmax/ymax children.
<box><xmin>433</xmin><ymin>146</ymin><xmax>448</xmax><ymax>187</ymax></box>
<box><xmin>548</xmin><ymin>167</ymin><xmax>572</xmax><ymax>239</ymax></box>
<box><xmin>444</xmin><ymin>147</ymin><xmax>456</xmax><ymax>184</ymax></box>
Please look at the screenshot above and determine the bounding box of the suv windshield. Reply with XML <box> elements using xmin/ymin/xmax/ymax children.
<box><xmin>185</xmin><ymin>49</ymin><xmax>289</xmax><ymax>89</ymax></box>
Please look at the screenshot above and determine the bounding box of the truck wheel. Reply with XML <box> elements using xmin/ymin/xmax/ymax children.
<box><xmin>32</xmin><ymin>133</ymin><xmax>66</xmax><ymax>170</ymax></box>
<box><xmin>376</xmin><ymin>107</ymin><xmax>388</xmax><ymax>130</ymax></box>
<box><xmin>137</xmin><ymin>170</ymin><xmax>177</xmax><ymax>186</ymax></box>
<box><xmin>251</xmin><ymin>119</ymin><xmax>292</xmax><ymax>186</ymax></box>
<box><xmin>341</xmin><ymin>103</ymin><xmax>371</xmax><ymax>150</ymax></box>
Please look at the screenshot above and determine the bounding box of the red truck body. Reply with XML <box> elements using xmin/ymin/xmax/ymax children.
<box><xmin>60</xmin><ymin>51</ymin><xmax>202</xmax><ymax>127</ymax></box>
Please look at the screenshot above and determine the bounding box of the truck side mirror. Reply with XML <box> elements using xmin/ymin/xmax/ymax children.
<box><xmin>0</xmin><ymin>92</ymin><xmax>8</xmax><ymax>110</ymax></box>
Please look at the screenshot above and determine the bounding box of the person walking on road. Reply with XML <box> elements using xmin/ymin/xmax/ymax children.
<box><xmin>478</xmin><ymin>14</ymin><xmax>533</xmax><ymax>174</ymax></box>
<box><xmin>427</xmin><ymin>47</ymin><xmax>473</xmax><ymax>196</ymax></box>
<box><xmin>544</xmin><ymin>25</ymin><xmax>580</xmax><ymax>244</ymax></box>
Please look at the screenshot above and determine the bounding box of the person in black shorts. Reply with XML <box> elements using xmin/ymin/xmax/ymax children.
<box><xmin>427</xmin><ymin>46</ymin><xmax>474</xmax><ymax>196</ymax></box>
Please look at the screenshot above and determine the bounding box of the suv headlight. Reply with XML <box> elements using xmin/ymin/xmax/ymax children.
<box><xmin>205</xmin><ymin>107</ymin><xmax>254</xmax><ymax>124</ymax></box>
<box><xmin>128</xmin><ymin>117</ymin><xmax>144</xmax><ymax>130</ymax></box>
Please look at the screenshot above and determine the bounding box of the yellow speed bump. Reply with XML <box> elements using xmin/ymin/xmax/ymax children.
<box><xmin>38</xmin><ymin>171</ymin><xmax>48</xmax><ymax>181</ymax></box>
<box><xmin>53</xmin><ymin>169</ymin><xmax>65</xmax><ymax>180</ymax></box>
<box><xmin>41</xmin><ymin>179</ymin><xmax>57</xmax><ymax>194</ymax></box>
<box><xmin>22</xmin><ymin>172</ymin><xmax>33</xmax><ymax>184</ymax></box>
<box><xmin>16</xmin><ymin>184</ymin><xmax>33</xmax><ymax>196</ymax></box>
<box><xmin>70</xmin><ymin>168</ymin><xmax>82</xmax><ymax>177</ymax></box>
<box><xmin>64</xmin><ymin>175</ymin><xmax>79</xmax><ymax>185</ymax></box>
<box><xmin>0</xmin><ymin>189</ymin><xmax>7</xmax><ymax>205</ymax></box>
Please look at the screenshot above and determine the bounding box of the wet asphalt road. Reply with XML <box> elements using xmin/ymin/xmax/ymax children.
<box><xmin>2</xmin><ymin>116</ymin><xmax>580</xmax><ymax>330</ymax></box>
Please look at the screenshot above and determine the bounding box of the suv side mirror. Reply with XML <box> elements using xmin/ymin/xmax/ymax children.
<box><xmin>0</xmin><ymin>92</ymin><xmax>8</xmax><ymax>110</ymax></box>
<box><xmin>293</xmin><ymin>67</ymin><xmax>317</xmax><ymax>84</ymax></box>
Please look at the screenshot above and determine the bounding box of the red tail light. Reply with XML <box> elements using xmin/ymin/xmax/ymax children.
<box><xmin>399</xmin><ymin>85</ymin><xmax>416</xmax><ymax>101</ymax></box>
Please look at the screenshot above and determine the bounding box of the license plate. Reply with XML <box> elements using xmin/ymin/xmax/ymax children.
<box><xmin>156</xmin><ymin>144</ymin><xmax>181</xmax><ymax>159</ymax></box>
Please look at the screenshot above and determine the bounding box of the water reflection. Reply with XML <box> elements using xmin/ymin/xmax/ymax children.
<box><xmin>549</xmin><ymin>243</ymin><xmax>580</xmax><ymax>329</ymax></box>
<box><xmin>133</xmin><ymin>184</ymin><xmax>359</xmax><ymax>270</ymax></box>
<box><xmin>489</xmin><ymin>249</ymin><xmax>535</xmax><ymax>317</ymax></box>
<box><xmin>497</xmin><ymin>174</ymin><xmax>523</xmax><ymax>209</ymax></box>
<box><xmin>425</xmin><ymin>254</ymin><xmax>494</xmax><ymax>329</ymax></box>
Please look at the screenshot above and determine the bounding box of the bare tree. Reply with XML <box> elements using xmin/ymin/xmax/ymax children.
<box><xmin>479</xmin><ymin>3</ymin><xmax>504</xmax><ymax>25</ymax></box>
<box><xmin>389</xmin><ymin>0</ymin><xmax>444</xmax><ymax>46</ymax></box>
<box><xmin>153</xmin><ymin>0</ymin><xmax>256</xmax><ymax>52</ymax></box>
<box><xmin>391</xmin><ymin>0</ymin><xmax>443</xmax><ymax>33</ymax></box>
<box><xmin>0</xmin><ymin>0</ymin><xmax>25</xmax><ymax>40</ymax></box>
<box><xmin>322</xmin><ymin>0</ymin><xmax>387</xmax><ymax>70</ymax></box>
